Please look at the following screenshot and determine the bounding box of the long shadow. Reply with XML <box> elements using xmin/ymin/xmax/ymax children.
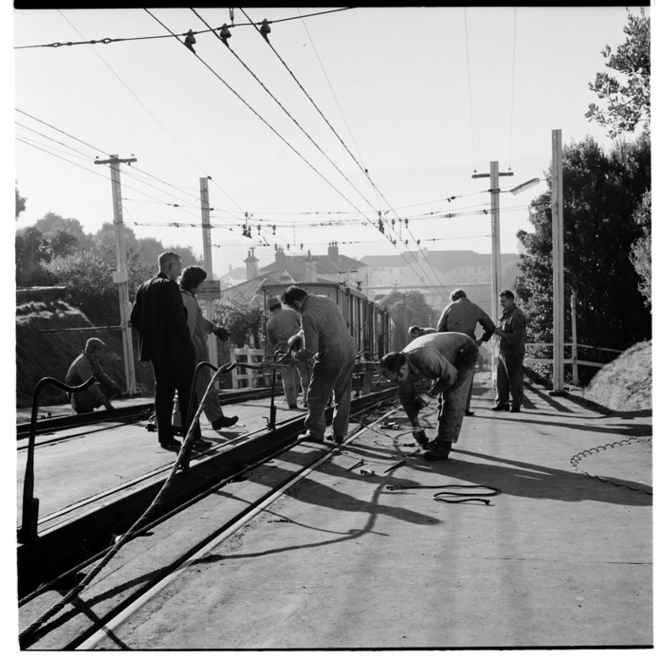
<box><xmin>414</xmin><ymin>447</ymin><xmax>652</xmax><ymax>506</ymax></box>
<box><xmin>470</xmin><ymin>413</ymin><xmax>652</xmax><ymax>438</ymax></box>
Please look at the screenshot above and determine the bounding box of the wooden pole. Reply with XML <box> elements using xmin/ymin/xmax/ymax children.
<box><xmin>200</xmin><ymin>177</ymin><xmax>218</xmax><ymax>369</ymax></box>
<box><xmin>551</xmin><ymin>130</ymin><xmax>566</xmax><ymax>395</ymax></box>
<box><xmin>95</xmin><ymin>155</ymin><xmax>137</xmax><ymax>395</ymax></box>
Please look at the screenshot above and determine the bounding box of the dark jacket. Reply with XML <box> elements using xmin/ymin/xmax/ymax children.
<box><xmin>497</xmin><ymin>303</ymin><xmax>526</xmax><ymax>358</ymax></box>
<box><xmin>130</xmin><ymin>273</ymin><xmax>193</xmax><ymax>362</ymax></box>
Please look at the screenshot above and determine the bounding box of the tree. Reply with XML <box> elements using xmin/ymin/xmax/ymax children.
<box><xmin>586</xmin><ymin>8</ymin><xmax>650</xmax><ymax>139</ymax></box>
<box><xmin>35</xmin><ymin>212</ymin><xmax>93</xmax><ymax>250</ymax></box>
<box><xmin>515</xmin><ymin>135</ymin><xmax>650</xmax><ymax>382</ymax></box>
<box><xmin>16</xmin><ymin>186</ymin><xmax>26</xmax><ymax>220</ymax></box>
<box><xmin>44</xmin><ymin>248</ymin><xmax>154</xmax><ymax>326</ymax></box>
<box><xmin>382</xmin><ymin>290</ymin><xmax>437</xmax><ymax>351</ymax></box>
<box><xmin>15</xmin><ymin>226</ymin><xmax>53</xmax><ymax>286</ymax></box>
<box><xmin>629</xmin><ymin>190</ymin><xmax>651</xmax><ymax>307</ymax></box>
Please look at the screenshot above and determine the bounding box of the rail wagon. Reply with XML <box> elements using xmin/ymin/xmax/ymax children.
<box><xmin>261</xmin><ymin>282</ymin><xmax>392</xmax><ymax>359</ymax></box>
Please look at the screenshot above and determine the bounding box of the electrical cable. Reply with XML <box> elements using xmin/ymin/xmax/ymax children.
<box><xmin>55</xmin><ymin>10</ymin><xmax>243</xmax><ymax>214</ymax></box>
<box><xmin>15</xmin><ymin>7</ymin><xmax>354</xmax><ymax>50</ymax></box>
<box><xmin>508</xmin><ymin>8</ymin><xmax>517</xmax><ymax>170</ymax></box>
<box><xmin>464</xmin><ymin>8</ymin><xmax>477</xmax><ymax>173</ymax></box>
<box><xmin>192</xmin><ymin>8</ymin><xmax>380</xmax><ymax>218</ymax></box>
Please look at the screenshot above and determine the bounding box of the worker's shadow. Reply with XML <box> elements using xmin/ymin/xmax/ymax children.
<box><xmin>396</xmin><ymin>448</ymin><xmax>652</xmax><ymax>507</ymax></box>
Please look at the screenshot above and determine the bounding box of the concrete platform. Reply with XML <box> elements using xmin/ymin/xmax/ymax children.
<box><xmin>19</xmin><ymin>372</ymin><xmax>653</xmax><ymax>649</ymax></box>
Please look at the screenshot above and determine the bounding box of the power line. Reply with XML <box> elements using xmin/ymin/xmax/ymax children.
<box><xmin>15</xmin><ymin>7</ymin><xmax>354</xmax><ymax>50</ymax></box>
<box><xmin>508</xmin><ymin>7</ymin><xmax>517</xmax><ymax>170</ymax></box>
<box><xmin>191</xmin><ymin>8</ymin><xmax>379</xmax><ymax>217</ymax></box>
<box><xmin>464</xmin><ymin>8</ymin><xmax>477</xmax><ymax>173</ymax></box>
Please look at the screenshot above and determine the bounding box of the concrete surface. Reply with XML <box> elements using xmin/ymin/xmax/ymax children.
<box><xmin>68</xmin><ymin>372</ymin><xmax>653</xmax><ymax>650</ymax></box>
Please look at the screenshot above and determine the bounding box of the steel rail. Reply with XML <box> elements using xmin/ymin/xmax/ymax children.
<box><xmin>71</xmin><ymin>403</ymin><xmax>402</xmax><ymax>650</ymax></box>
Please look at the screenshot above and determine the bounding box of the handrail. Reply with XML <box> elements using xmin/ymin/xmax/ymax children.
<box><xmin>18</xmin><ymin>376</ymin><xmax>97</xmax><ymax>546</ymax></box>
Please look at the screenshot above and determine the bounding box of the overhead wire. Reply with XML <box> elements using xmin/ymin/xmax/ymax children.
<box><xmin>15</xmin><ymin>7</ymin><xmax>355</xmax><ymax>50</ymax></box>
<box><xmin>231</xmin><ymin>10</ymin><xmax>450</xmax><ymax>306</ymax></box>
<box><xmin>55</xmin><ymin>9</ymin><xmax>243</xmax><ymax>214</ymax></box>
<box><xmin>144</xmin><ymin>8</ymin><xmax>379</xmax><ymax>258</ymax></box>
<box><xmin>463</xmin><ymin>8</ymin><xmax>477</xmax><ymax>173</ymax></box>
<box><xmin>508</xmin><ymin>7</ymin><xmax>517</xmax><ymax>170</ymax></box>
<box><xmin>191</xmin><ymin>8</ymin><xmax>380</xmax><ymax>217</ymax></box>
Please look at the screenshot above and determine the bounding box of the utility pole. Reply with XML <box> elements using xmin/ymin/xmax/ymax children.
<box><xmin>199</xmin><ymin>177</ymin><xmax>218</xmax><ymax>368</ymax></box>
<box><xmin>95</xmin><ymin>154</ymin><xmax>137</xmax><ymax>395</ymax></box>
<box><xmin>472</xmin><ymin>162</ymin><xmax>513</xmax><ymax>387</ymax></box>
<box><xmin>551</xmin><ymin>130</ymin><xmax>566</xmax><ymax>395</ymax></box>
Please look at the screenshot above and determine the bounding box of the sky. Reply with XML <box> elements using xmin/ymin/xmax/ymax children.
<box><xmin>9</xmin><ymin>5</ymin><xmax>655</xmax><ymax>280</ymax></box>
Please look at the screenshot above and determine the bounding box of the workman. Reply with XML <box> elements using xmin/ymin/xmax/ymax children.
<box><xmin>437</xmin><ymin>288</ymin><xmax>495</xmax><ymax>416</ymax></box>
<box><xmin>408</xmin><ymin>326</ymin><xmax>437</xmax><ymax>340</ymax></box>
<box><xmin>492</xmin><ymin>289</ymin><xmax>526</xmax><ymax>413</ymax></box>
<box><xmin>64</xmin><ymin>338</ymin><xmax>122</xmax><ymax>414</ymax></box>
<box><xmin>266</xmin><ymin>296</ymin><xmax>309</xmax><ymax>410</ymax></box>
<box><xmin>379</xmin><ymin>331</ymin><xmax>479</xmax><ymax>461</ymax></box>
<box><xmin>280</xmin><ymin>285</ymin><xmax>357</xmax><ymax>445</ymax></box>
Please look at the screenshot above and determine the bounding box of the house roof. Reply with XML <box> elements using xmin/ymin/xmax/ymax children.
<box><xmin>360</xmin><ymin>250</ymin><xmax>519</xmax><ymax>274</ymax></box>
<box><xmin>258</xmin><ymin>252</ymin><xmax>366</xmax><ymax>283</ymax></box>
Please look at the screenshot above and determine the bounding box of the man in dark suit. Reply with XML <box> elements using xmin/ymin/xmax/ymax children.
<box><xmin>130</xmin><ymin>251</ymin><xmax>206</xmax><ymax>450</ymax></box>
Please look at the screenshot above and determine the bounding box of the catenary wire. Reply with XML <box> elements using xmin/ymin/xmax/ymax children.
<box><xmin>15</xmin><ymin>7</ymin><xmax>354</xmax><ymax>50</ymax></box>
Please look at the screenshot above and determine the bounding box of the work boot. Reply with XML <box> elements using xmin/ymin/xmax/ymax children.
<box><xmin>421</xmin><ymin>442</ymin><xmax>451</xmax><ymax>461</ymax></box>
<box><xmin>159</xmin><ymin>439</ymin><xmax>181</xmax><ymax>451</ymax></box>
<box><xmin>191</xmin><ymin>437</ymin><xmax>213</xmax><ymax>448</ymax></box>
<box><xmin>412</xmin><ymin>429</ymin><xmax>429</xmax><ymax>447</ymax></box>
<box><xmin>212</xmin><ymin>415</ymin><xmax>238</xmax><ymax>430</ymax></box>
<box><xmin>326</xmin><ymin>433</ymin><xmax>344</xmax><ymax>445</ymax></box>
<box><xmin>298</xmin><ymin>432</ymin><xmax>325</xmax><ymax>444</ymax></box>
<box><xmin>491</xmin><ymin>403</ymin><xmax>510</xmax><ymax>411</ymax></box>
<box><xmin>509</xmin><ymin>406</ymin><xmax>521</xmax><ymax>413</ymax></box>
<box><xmin>465</xmin><ymin>410</ymin><xmax>475</xmax><ymax>416</ymax></box>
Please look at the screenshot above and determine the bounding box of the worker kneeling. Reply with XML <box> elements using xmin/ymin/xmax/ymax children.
<box><xmin>379</xmin><ymin>332</ymin><xmax>478</xmax><ymax>461</ymax></box>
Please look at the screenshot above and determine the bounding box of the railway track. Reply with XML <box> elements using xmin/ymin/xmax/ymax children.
<box><xmin>17</xmin><ymin>385</ymin><xmax>400</xmax><ymax>603</ymax></box>
<box><xmin>18</xmin><ymin>389</ymin><xmax>405</xmax><ymax>649</ymax></box>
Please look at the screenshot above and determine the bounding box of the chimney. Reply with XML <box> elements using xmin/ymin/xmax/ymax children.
<box><xmin>304</xmin><ymin>250</ymin><xmax>317</xmax><ymax>283</ymax></box>
<box><xmin>275</xmin><ymin>246</ymin><xmax>286</xmax><ymax>268</ymax></box>
<box><xmin>244</xmin><ymin>247</ymin><xmax>259</xmax><ymax>280</ymax></box>
<box><xmin>328</xmin><ymin>241</ymin><xmax>339</xmax><ymax>262</ymax></box>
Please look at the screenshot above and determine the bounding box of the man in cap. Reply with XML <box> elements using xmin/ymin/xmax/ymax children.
<box><xmin>130</xmin><ymin>251</ymin><xmax>202</xmax><ymax>451</ymax></box>
<box><xmin>266</xmin><ymin>296</ymin><xmax>309</xmax><ymax>409</ymax></box>
<box><xmin>437</xmin><ymin>288</ymin><xmax>495</xmax><ymax>416</ymax></box>
<box><xmin>379</xmin><ymin>331</ymin><xmax>478</xmax><ymax>460</ymax></box>
<box><xmin>280</xmin><ymin>285</ymin><xmax>357</xmax><ymax>444</ymax></box>
<box><xmin>64</xmin><ymin>338</ymin><xmax>122</xmax><ymax>414</ymax></box>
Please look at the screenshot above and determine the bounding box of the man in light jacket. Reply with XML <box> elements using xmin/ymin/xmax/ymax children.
<box><xmin>380</xmin><ymin>332</ymin><xmax>478</xmax><ymax>460</ymax></box>
<box><xmin>280</xmin><ymin>285</ymin><xmax>357</xmax><ymax>445</ymax></box>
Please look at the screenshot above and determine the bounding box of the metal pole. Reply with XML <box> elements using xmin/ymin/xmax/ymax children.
<box><xmin>551</xmin><ymin>130</ymin><xmax>565</xmax><ymax>395</ymax></box>
<box><xmin>571</xmin><ymin>291</ymin><xmax>578</xmax><ymax>386</ymax></box>
<box><xmin>200</xmin><ymin>177</ymin><xmax>218</xmax><ymax>369</ymax></box>
<box><xmin>95</xmin><ymin>155</ymin><xmax>137</xmax><ymax>395</ymax></box>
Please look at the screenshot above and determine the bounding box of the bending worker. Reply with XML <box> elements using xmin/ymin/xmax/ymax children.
<box><xmin>280</xmin><ymin>285</ymin><xmax>357</xmax><ymax>445</ymax></box>
<box><xmin>65</xmin><ymin>338</ymin><xmax>122</xmax><ymax>414</ymax></box>
<box><xmin>379</xmin><ymin>331</ymin><xmax>478</xmax><ymax>461</ymax></box>
<box><xmin>437</xmin><ymin>288</ymin><xmax>495</xmax><ymax>416</ymax></box>
<box><xmin>266</xmin><ymin>296</ymin><xmax>309</xmax><ymax>410</ymax></box>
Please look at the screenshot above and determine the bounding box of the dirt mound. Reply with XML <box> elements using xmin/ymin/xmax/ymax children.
<box><xmin>583</xmin><ymin>340</ymin><xmax>651</xmax><ymax>412</ymax></box>
<box><xmin>16</xmin><ymin>300</ymin><xmax>155</xmax><ymax>408</ymax></box>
